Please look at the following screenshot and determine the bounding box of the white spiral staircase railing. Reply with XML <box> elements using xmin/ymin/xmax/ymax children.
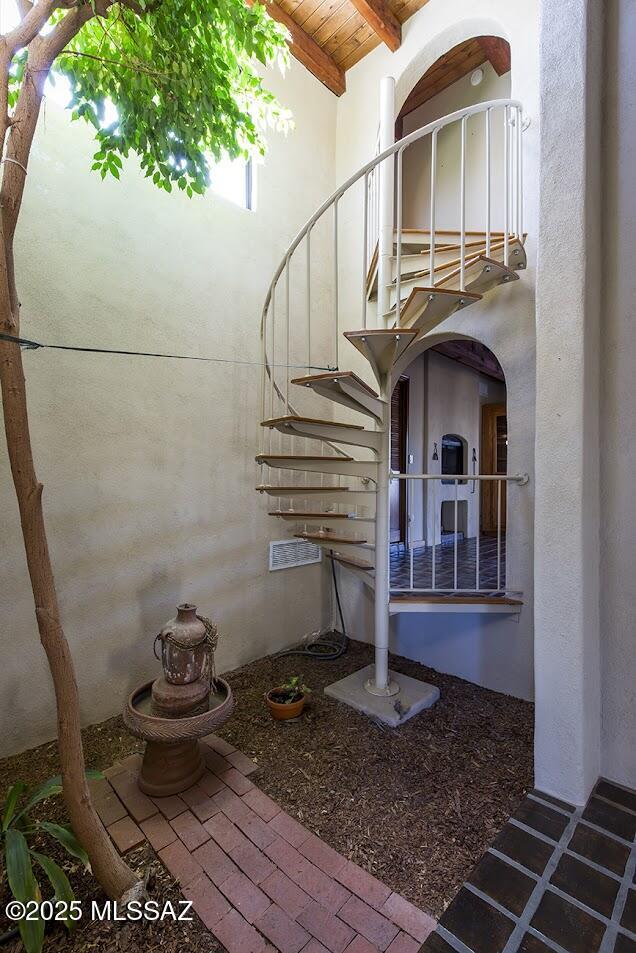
<box><xmin>256</xmin><ymin>94</ymin><xmax>526</xmax><ymax>703</ymax></box>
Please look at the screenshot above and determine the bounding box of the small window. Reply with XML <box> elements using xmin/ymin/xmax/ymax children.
<box><xmin>441</xmin><ymin>434</ymin><xmax>466</xmax><ymax>484</ymax></box>
<box><xmin>209</xmin><ymin>156</ymin><xmax>254</xmax><ymax>210</ymax></box>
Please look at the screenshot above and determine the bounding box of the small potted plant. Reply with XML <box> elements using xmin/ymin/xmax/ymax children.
<box><xmin>265</xmin><ymin>675</ymin><xmax>310</xmax><ymax>720</ymax></box>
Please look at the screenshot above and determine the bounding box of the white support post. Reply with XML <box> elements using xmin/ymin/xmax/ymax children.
<box><xmin>366</xmin><ymin>372</ymin><xmax>398</xmax><ymax>697</ymax></box>
<box><xmin>377</xmin><ymin>76</ymin><xmax>395</xmax><ymax>329</ymax></box>
<box><xmin>366</xmin><ymin>76</ymin><xmax>397</xmax><ymax>698</ymax></box>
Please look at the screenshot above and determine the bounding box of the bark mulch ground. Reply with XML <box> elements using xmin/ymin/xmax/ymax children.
<box><xmin>219</xmin><ymin>641</ymin><xmax>534</xmax><ymax>918</ymax></box>
<box><xmin>0</xmin><ymin>640</ymin><xmax>533</xmax><ymax>951</ymax></box>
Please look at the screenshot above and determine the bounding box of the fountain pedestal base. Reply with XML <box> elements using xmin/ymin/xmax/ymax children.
<box><xmin>123</xmin><ymin>678</ymin><xmax>235</xmax><ymax>799</ymax></box>
<box><xmin>138</xmin><ymin>738</ymin><xmax>205</xmax><ymax>797</ymax></box>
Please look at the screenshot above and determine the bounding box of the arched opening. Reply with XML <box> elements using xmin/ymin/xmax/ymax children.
<box><xmin>390</xmin><ymin>337</ymin><xmax>508</xmax><ymax>593</ymax></box>
<box><xmin>395</xmin><ymin>35</ymin><xmax>512</xmax><ymax>233</ymax></box>
<box><xmin>441</xmin><ymin>433</ymin><xmax>467</xmax><ymax>484</ymax></box>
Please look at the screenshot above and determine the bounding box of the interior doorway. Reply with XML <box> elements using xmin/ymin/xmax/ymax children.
<box><xmin>481</xmin><ymin>402</ymin><xmax>508</xmax><ymax>533</ymax></box>
<box><xmin>390</xmin><ymin>376</ymin><xmax>409</xmax><ymax>545</ymax></box>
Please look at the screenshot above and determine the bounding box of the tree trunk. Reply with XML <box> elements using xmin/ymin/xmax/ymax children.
<box><xmin>0</xmin><ymin>23</ymin><xmax>137</xmax><ymax>899</ymax></box>
<box><xmin>0</xmin><ymin>332</ymin><xmax>138</xmax><ymax>900</ymax></box>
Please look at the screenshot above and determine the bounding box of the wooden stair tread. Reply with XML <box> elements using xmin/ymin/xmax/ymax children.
<box><xmin>344</xmin><ymin>328</ymin><xmax>418</xmax><ymax>338</ymax></box>
<box><xmin>389</xmin><ymin>594</ymin><xmax>523</xmax><ymax>606</ymax></box>
<box><xmin>269</xmin><ymin>511</ymin><xmax>358</xmax><ymax>519</ymax></box>
<box><xmin>394</xmin><ymin>239</ymin><xmax>495</xmax><ymax>257</ymax></box>
<box><xmin>389</xmin><ymin>239</ymin><xmax>507</xmax><ymax>286</ymax></box>
<box><xmin>294</xmin><ymin>531</ymin><xmax>367</xmax><ymax>544</ymax></box>
<box><xmin>386</xmin><ymin>285</ymin><xmax>481</xmax><ymax>317</ymax></box>
<box><xmin>256</xmin><ymin>453</ymin><xmax>354</xmax><ymax>462</ymax></box>
<box><xmin>344</xmin><ymin>328</ymin><xmax>419</xmax><ymax>380</ymax></box>
<box><xmin>261</xmin><ymin>415</ymin><xmax>365</xmax><ymax>431</ymax></box>
<box><xmin>257</xmin><ymin>485</ymin><xmax>354</xmax><ymax>492</ymax></box>
<box><xmin>436</xmin><ymin>254</ymin><xmax>520</xmax><ymax>290</ymax></box>
<box><xmin>327</xmin><ymin>552</ymin><xmax>375</xmax><ymax>571</ymax></box>
<box><xmin>398</xmin><ymin>227</ymin><xmax>506</xmax><ymax>237</ymax></box>
<box><xmin>290</xmin><ymin>371</ymin><xmax>379</xmax><ymax>398</ymax></box>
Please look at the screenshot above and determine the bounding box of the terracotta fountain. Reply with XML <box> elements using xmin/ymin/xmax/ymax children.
<box><xmin>123</xmin><ymin>604</ymin><xmax>234</xmax><ymax>796</ymax></box>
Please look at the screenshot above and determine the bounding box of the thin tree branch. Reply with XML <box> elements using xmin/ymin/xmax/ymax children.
<box><xmin>60</xmin><ymin>48</ymin><xmax>170</xmax><ymax>78</ymax></box>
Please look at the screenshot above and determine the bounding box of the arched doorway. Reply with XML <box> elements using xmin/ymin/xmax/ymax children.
<box><xmin>390</xmin><ymin>337</ymin><xmax>508</xmax><ymax>594</ymax></box>
<box><xmin>396</xmin><ymin>35</ymin><xmax>512</xmax><ymax>234</ymax></box>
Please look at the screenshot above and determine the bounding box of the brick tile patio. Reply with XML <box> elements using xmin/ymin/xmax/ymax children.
<box><xmin>99</xmin><ymin>735</ymin><xmax>436</xmax><ymax>953</ymax></box>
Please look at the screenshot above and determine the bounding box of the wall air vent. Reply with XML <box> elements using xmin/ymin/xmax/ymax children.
<box><xmin>269</xmin><ymin>539</ymin><xmax>322</xmax><ymax>572</ymax></box>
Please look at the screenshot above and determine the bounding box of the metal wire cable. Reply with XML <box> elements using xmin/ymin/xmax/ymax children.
<box><xmin>0</xmin><ymin>332</ymin><xmax>335</xmax><ymax>371</ymax></box>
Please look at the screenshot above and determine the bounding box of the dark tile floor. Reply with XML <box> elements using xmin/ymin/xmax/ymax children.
<box><xmin>420</xmin><ymin>778</ymin><xmax>636</xmax><ymax>953</ymax></box>
<box><xmin>390</xmin><ymin>534</ymin><xmax>507</xmax><ymax>592</ymax></box>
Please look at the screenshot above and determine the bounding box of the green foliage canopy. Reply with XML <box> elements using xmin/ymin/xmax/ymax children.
<box><xmin>11</xmin><ymin>0</ymin><xmax>292</xmax><ymax>196</ymax></box>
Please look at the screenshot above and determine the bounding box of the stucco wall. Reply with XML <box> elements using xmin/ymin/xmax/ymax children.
<box><xmin>533</xmin><ymin>0</ymin><xmax>603</xmax><ymax>805</ymax></box>
<box><xmin>0</xmin><ymin>59</ymin><xmax>337</xmax><ymax>757</ymax></box>
<box><xmin>332</xmin><ymin>0</ymin><xmax>538</xmax><ymax>701</ymax></box>
<box><xmin>600</xmin><ymin>0</ymin><xmax>636</xmax><ymax>789</ymax></box>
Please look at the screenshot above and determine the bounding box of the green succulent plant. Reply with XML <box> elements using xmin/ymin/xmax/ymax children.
<box><xmin>275</xmin><ymin>675</ymin><xmax>311</xmax><ymax>703</ymax></box>
<box><xmin>1</xmin><ymin>773</ymin><xmax>99</xmax><ymax>953</ymax></box>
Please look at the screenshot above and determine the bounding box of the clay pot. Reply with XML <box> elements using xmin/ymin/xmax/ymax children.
<box><xmin>265</xmin><ymin>688</ymin><xmax>307</xmax><ymax>720</ymax></box>
<box><xmin>158</xmin><ymin>604</ymin><xmax>207</xmax><ymax>685</ymax></box>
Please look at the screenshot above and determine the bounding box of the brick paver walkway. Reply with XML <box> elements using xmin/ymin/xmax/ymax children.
<box><xmin>94</xmin><ymin>734</ymin><xmax>436</xmax><ymax>953</ymax></box>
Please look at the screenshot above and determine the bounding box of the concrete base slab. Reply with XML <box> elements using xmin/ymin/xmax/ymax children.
<box><xmin>324</xmin><ymin>663</ymin><xmax>440</xmax><ymax>727</ymax></box>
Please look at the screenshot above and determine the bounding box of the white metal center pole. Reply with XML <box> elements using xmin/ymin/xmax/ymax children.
<box><xmin>367</xmin><ymin>76</ymin><xmax>398</xmax><ymax>698</ymax></box>
<box><xmin>376</xmin><ymin>76</ymin><xmax>395</xmax><ymax>329</ymax></box>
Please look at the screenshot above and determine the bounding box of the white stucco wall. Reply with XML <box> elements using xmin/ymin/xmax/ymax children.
<box><xmin>600</xmin><ymin>0</ymin><xmax>636</xmax><ymax>790</ymax></box>
<box><xmin>332</xmin><ymin>0</ymin><xmax>538</xmax><ymax>702</ymax></box>
<box><xmin>0</xmin><ymin>59</ymin><xmax>337</xmax><ymax>756</ymax></box>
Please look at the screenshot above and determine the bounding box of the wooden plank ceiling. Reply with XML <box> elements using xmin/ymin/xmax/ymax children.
<box><xmin>255</xmin><ymin>0</ymin><xmax>432</xmax><ymax>95</ymax></box>
<box><xmin>256</xmin><ymin>0</ymin><xmax>510</xmax><ymax>103</ymax></box>
<box><xmin>431</xmin><ymin>340</ymin><xmax>505</xmax><ymax>383</ymax></box>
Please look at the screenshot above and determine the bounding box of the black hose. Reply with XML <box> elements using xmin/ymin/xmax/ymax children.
<box><xmin>0</xmin><ymin>927</ymin><xmax>19</xmax><ymax>945</ymax></box>
<box><xmin>276</xmin><ymin>551</ymin><xmax>349</xmax><ymax>660</ymax></box>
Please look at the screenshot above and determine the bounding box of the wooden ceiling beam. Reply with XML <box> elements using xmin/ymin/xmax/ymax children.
<box><xmin>431</xmin><ymin>341</ymin><xmax>505</xmax><ymax>382</ymax></box>
<box><xmin>476</xmin><ymin>35</ymin><xmax>511</xmax><ymax>76</ymax></box>
<box><xmin>348</xmin><ymin>0</ymin><xmax>401</xmax><ymax>51</ymax></box>
<box><xmin>248</xmin><ymin>0</ymin><xmax>346</xmax><ymax>96</ymax></box>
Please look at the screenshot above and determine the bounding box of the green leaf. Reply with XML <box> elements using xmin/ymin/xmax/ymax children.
<box><xmin>5</xmin><ymin>830</ymin><xmax>44</xmax><ymax>953</ymax></box>
<box><xmin>39</xmin><ymin>822</ymin><xmax>91</xmax><ymax>872</ymax></box>
<box><xmin>2</xmin><ymin>781</ymin><xmax>27</xmax><ymax>830</ymax></box>
<box><xmin>5</xmin><ymin>829</ymin><xmax>37</xmax><ymax>901</ymax></box>
<box><xmin>31</xmin><ymin>851</ymin><xmax>76</xmax><ymax>931</ymax></box>
<box><xmin>18</xmin><ymin>776</ymin><xmax>62</xmax><ymax>816</ymax></box>
<box><xmin>13</xmin><ymin>769</ymin><xmax>102</xmax><ymax>826</ymax></box>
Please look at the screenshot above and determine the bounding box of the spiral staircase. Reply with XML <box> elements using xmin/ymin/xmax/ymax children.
<box><xmin>256</xmin><ymin>93</ymin><xmax>527</xmax><ymax>725</ymax></box>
